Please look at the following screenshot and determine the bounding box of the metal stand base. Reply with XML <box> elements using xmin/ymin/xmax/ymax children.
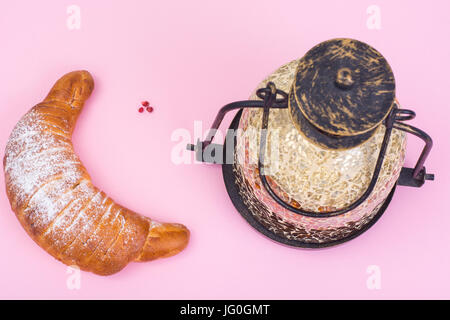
<box><xmin>222</xmin><ymin>109</ymin><xmax>397</xmax><ymax>248</ymax></box>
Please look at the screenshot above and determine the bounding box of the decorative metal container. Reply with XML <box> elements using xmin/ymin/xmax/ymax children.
<box><xmin>188</xmin><ymin>38</ymin><xmax>434</xmax><ymax>248</ymax></box>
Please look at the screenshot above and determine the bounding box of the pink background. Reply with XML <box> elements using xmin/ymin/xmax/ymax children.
<box><xmin>0</xmin><ymin>0</ymin><xmax>449</xmax><ymax>299</ymax></box>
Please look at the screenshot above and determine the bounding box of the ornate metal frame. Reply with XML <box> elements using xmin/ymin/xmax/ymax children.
<box><xmin>187</xmin><ymin>82</ymin><xmax>434</xmax><ymax>218</ymax></box>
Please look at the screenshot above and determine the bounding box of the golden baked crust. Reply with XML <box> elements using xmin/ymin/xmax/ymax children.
<box><xmin>3</xmin><ymin>71</ymin><xmax>189</xmax><ymax>276</ymax></box>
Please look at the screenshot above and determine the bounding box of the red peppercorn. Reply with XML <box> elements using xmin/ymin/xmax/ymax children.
<box><xmin>141</xmin><ymin>101</ymin><xmax>150</xmax><ymax>107</ymax></box>
<box><xmin>146</xmin><ymin>106</ymin><xmax>154</xmax><ymax>113</ymax></box>
<box><xmin>138</xmin><ymin>107</ymin><xmax>144</xmax><ymax>113</ymax></box>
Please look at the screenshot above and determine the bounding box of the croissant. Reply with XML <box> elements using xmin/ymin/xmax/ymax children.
<box><xmin>3</xmin><ymin>70</ymin><xmax>189</xmax><ymax>276</ymax></box>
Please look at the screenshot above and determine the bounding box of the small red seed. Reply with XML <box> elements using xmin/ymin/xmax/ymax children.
<box><xmin>141</xmin><ymin>101</ymin><xmax>150</xmax><ymax>107</ymax></box>
<box><xmin>138</xmin><ymin>107</ymin><xmax>144</xmax><ymax>113</ymax></box>
<box><xmin>146</xmin><ymin>106</ymin><xmax>154</xmax><ymax>113</ymax></box>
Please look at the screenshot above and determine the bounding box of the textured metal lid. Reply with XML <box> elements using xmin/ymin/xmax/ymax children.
<box><xmin>289</xmin><ymin>38</ymin><xmax>395</xmax><ymax>149</ymax></box>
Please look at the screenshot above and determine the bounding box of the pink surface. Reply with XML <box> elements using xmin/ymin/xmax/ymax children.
<box><xmin>0</xmin><ymin>0</ymin><xmax>449</xmax><ymax>299</ymax></box>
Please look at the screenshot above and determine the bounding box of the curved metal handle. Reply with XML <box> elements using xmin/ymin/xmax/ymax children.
<box><xmin>393</xmin><ymin>108</ymin><xmax>434</xmax><ymax>187</ymax></box>
<box><xmin>258</xmin><ymin>97</ymin><xmax>434</xmax><ymax>218</ymax></box>
<box><xmin>186</xmin><ymin>85</ymin><xmax>287</xmax><ymax>162</ymax></box>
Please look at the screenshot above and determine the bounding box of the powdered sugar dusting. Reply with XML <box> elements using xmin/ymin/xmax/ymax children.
<box><xmin>4</xmin><ymin>110</ymin><xmax>84</xmax><ymax>211</ymax></box>
<box><xmin>149</xmin><ymin>220</ymin><xmax>162</xmax><ymax>229</ymax></box>
<box><xmin>41</xmin><ymin>181</ymin><xmax>97</xmax><ymax>250</ymax></box>
<box><xmin>58</xmin><ymin>191</ymin><xmax>104</xmax><ymax>253</ymax></box>
<box><xmin>25</xmin><ymin>179</ymin><xmax>91</xmax><ymax>235</ymax></box>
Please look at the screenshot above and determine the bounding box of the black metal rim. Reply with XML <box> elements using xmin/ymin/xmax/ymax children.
<box><xmin>222</xmin><ymin>109</ymin><xmax>397</xmax><ymax>249</ymax></box>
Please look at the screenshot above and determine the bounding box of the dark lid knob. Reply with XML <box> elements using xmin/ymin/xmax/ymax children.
<box><xmin>289</xmin><ymin>38</ymin><xmax>395</xmax><ymax>149</ymax></box>
<box><xmin>335</xmin><ymin>67</ymin><xmax>354</xmax><ymax>90</ymax></box>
